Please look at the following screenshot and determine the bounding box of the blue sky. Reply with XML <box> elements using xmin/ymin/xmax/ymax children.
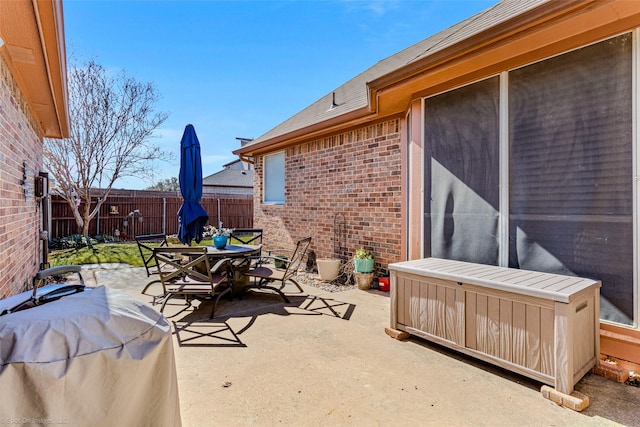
<box><xmin>63</xmin><ymin>0</ymin><xmax>496</xmax><ymax>189</ymax></box>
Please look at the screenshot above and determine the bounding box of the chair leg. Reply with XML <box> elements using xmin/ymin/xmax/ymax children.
<box><xmin>241</xmin><ymin>276</ymin><xmax>291</xmax><ymax>303</ymax></box>
<box><xmin>288</xmin><ymin>278</ymin><xmax>304</xmax><ymax>293</ymax></box>
<box><xmin>209</xmin><ymin>287</ymin><xmax>232</xmax><ymax>319</ymax></box>
<box><xmin>160</xmin><ymin>294</ymin><xmax>173</xmax><ymax>313</ymax></box>
<box><xmin>142</xmin><ymin>278</ymin><xmax>161</xmax><ymax>295</ymax></box>
<box><xmin>250</xmin><ymin>279</ymin><xmax>290</xmax><ymax>303</ymax></box>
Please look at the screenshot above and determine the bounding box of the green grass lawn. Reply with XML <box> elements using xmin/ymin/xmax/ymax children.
<box><xmin>49</xmin><ymin>239</ymin><xmax>214</xmax><ymax>267</ymax></box>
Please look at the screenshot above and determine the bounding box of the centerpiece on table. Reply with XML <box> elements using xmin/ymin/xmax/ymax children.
<box><xmin>206</xmin><ymin>223</ymin><xmax>233</xmax><ymax>249</ymax></box>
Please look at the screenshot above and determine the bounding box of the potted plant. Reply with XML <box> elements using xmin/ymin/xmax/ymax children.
<box><xmin>207</xmin><ymin>222</ymin><xmax>233</xmax><ymax>249</ymax></box>
<box><xmin>353</xmin><ymin>247</ymin><xmax>374</xmax><ymax>273</ymax></box>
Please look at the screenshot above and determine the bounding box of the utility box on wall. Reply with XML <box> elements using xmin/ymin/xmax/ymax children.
<box><xmin>35</xmin><ymin>173</ymin><xmax>48</xmax><ymax>198</ymax></box>
<box><xmin>389</xmin><ymin>258</ymin><xmax>601</xmax><ymax>395</ymax></box>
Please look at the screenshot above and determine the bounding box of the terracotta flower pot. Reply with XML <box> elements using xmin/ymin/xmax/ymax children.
<box><xmin>354</xmin><ymin>272</ymin><xmax>374</xmax><ymax>290</ymax></box>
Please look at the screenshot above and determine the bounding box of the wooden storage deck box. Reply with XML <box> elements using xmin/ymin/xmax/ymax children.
<box><xmin>389</xmin><ymin>258</ymin><xmax>601</xmax><ymax>394</ymax></box>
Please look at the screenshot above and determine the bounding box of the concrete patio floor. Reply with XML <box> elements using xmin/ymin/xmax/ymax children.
<box><xmin>85</xmin><ymin>264</ymin><xmax>639</xmax><ymax>427</ymax></box>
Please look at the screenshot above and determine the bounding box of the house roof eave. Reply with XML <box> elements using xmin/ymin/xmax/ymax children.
<box><xmin>234</xmin><ymin>106</ymin><xmax>377</xmax><ymax>157</ymax></box>
<box><xmin>0</xmin><ymin>0</ymin><xmax>69</xmax><ymax>139</ymax></box>
<box><xmin>371</xmin><ymin>0</ymin><xmax>640</xmax><ymax>117</ymax></box>
<box><xmin>367</xmin><ymin>0</ymin><xmax>597</xmax><ymax>93</ymax></box>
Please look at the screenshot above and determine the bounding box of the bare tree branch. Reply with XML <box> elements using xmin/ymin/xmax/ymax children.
<box><xmin>44</xmin><ymin>59</ymin><xmax>171</xmax><ymax>236</ymax></box>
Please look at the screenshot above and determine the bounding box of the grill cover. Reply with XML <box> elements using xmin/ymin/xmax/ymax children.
<box><xmin>0</xmin><ymin>286</ymin><xmax>181</xmax><ymax>426</ymax></box>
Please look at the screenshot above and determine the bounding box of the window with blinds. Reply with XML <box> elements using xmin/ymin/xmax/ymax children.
<box><xmin>424</xmin><ymin>76</ymin><xmax>500</xmax><ymax>266</ymax></box>
<box><xmin>263</xmin><ymin>151</ymin><xmax>285</xmax><ymax>204</ymax></box>
<box><xmin>422</xmin><ymin>33</ymin><xmax>634</xmax><ymax>325</ymax></box>
<box><xmin>509</xmin><ymin>34</ymin><xmax>633</xmax><ymax>324</ymax></box>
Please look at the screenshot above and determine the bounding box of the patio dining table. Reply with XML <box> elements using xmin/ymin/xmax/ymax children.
<box><xmin>205</xmin><ymin>243</ymin><xmax>261</xmax><ymax>295</ymax></box>
<box><xmin>205</xmin><ymin>243</ymin><xmax>261</xmax><ymax>259</ymax></box>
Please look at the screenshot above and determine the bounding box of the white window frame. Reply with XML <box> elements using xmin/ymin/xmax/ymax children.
<box><xmin>263</xmin><ymin>151</ymin><xmax>285</xmax><ymax>204</ymax></box>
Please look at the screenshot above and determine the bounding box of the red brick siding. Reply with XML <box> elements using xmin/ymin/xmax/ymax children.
<box><xmin>0</xmin><ymin>56</ymin><xmax>44</xmax><ymax>298</ymax></box>
<box><xmin>254</xmin><ymin>119</ymin><xmax>402</xmax><ymax>274</ymax></box>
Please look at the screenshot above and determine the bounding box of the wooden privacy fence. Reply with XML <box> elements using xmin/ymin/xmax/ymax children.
<box><xmin>49</xmin><ymin>190</ymin><xmax>253</xmax><ymax>239</ymax></box>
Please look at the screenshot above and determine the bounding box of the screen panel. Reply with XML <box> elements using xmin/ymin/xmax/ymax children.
<box><xmin>509</xmin><ymin>34</ymin><xmax>633</xmax><ymax>324</ymax></box>
<box><xmin>424</xmin><ymin>76</ymin><xmax>500</xmax><ymax>265</ymax></box>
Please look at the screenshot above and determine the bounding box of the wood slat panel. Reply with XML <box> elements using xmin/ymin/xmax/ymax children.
<box><xmin>540</xmin><ymin>307</ymin><xmax>555</xmax><ymax>376</ymax></box>
<box><xmin>512</xmin><ymin>271</ymin><xmax>546</xmax><ymax>288</ymax></box>
<box><xmin>409</xmin><ymin>278</ymin><xmax>421</xmax><ymax>328</ymax></box>
<box><xmin>397</xmin><ymin>276</ymin><xmax>407</xmax><ymax>325</ymax></box>
<box><xmin>466</xmin><ymin>292</ymin><xmax>477</xmax><ymax>350</ymax></box>
<box><xmin>418</xmin><ymin>280</ymin><xmax>429</xmax><ymax>332</ymax></box>
<box><xmin>508</xmin><ymin>271</ymin><xmax>545</xmax><ymax>285</ymax></box>
<box><xmin>526</xmin><ymin>305</ymin><xmax>541</xmax><ymax>371</ymax></box>
<box><xmin>455</xmin><ymin>289</ymin><xmax>465</xmax><ymax>346</ymax></box>
<box><xmin>476</xmin><ymin>269</ymin><xmax>530</xmax><ymax>282</ymax></box>
<box><xmin>499</xmin><ymin>299</ymin><xmax>513</xmax><ymax>361</ymax></box>
<box><xmin>426</xmin><ymin>283</ymin><xmax>438</xmax><ymax>335</ymax></box>
<box><xmin>529</xmin><ymin>276</ymin><xmax>582</xmax><ymax>291</ymax></box>
<box><xmin>476</xmin><ymin>294</ymin><xmax>488</xmax><ymax>354</ymax></box>
<box><xmin>554</xmin><ymin>302</ymin><xmax>571</xmax><ymax>393</ymax></box>
<box><xmin>512</xmin><ymin>302</ymin><xmax>527</xmax><ymax>366</ymax></box>
<box><xmin>436</xmin><ymin>285</ymin><xmax>447</xmax><ymax>339</ymax></box>
<box><xmin>487</xmin><ymin>296</ymin><xmax>501</xmax><ymax>358</ymax></box>
<box><xmin>574</xmin><ymin>296</ymin><xmax>595</xmax><ymax>371</ymax></box>
<box><xmin>445</xmin><ymin>287</ymin><xmax>456</xmax><ymax>342</ymax></box>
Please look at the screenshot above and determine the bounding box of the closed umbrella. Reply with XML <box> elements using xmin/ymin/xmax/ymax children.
<box><xmin>177</xmin><ymin>124</ymin><xmax>208</xmax><ymax>245</ymax></box>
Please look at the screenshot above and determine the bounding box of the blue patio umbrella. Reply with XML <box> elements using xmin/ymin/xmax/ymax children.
<box><xmin>177</xmin><ymin>124</ymin><xmax>209</xmax><ymax>245</ymax></box>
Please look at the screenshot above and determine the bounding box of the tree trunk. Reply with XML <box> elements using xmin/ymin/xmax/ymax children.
<box><xmin>83</xmin><ymin>196</ymin><xmax>107</xmax><ymax>238</ymax></box>
<box><xmin>82</xmin><ymin>216</ymin><xmax>90</xmax><ymax>237</ymax></box>
<box><xmin>68</xmin><ymin>198</ymin><xmax>85</xmax><ymax>236</ymax></box>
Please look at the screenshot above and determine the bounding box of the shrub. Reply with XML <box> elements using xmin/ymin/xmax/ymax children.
<box><xmin>49</xmin><ymin>234</ymin><xmax>98</xmax><ymax>251</ymax></box>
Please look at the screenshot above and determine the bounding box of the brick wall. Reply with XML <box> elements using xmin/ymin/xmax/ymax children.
<box><xmin>254</xmin><ymin>119</ymin><xmax>402</xmax><ymax>274</ymax></box>
<box><xmin>0</xmin><ymin>56</ymin><xmax>44</xmax><ymax>298</ymax></box>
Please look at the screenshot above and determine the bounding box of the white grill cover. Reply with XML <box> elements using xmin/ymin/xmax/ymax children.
<box><xmin>0</xmin><ymin>286</ymin><xmax>181</xmax><ymax>426</ymax></box>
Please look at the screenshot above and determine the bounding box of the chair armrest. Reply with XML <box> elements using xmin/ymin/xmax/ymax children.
<box><xmin>34</xmin><ymin>265</ymin><xmax>85</xmax><ymax>286</ymax></box>
<box><xmin>35</xmin><ymin>265</ymin><xmax>82</xmax><ymax>280</ymax></box>
<box><xmin>267</xmin><ymin>249</ymin><xmax>296</xmax><ymax>259</ymax></box>
<box><xmin>253</xmin><ymin>255</ymin><xmax>292</xmax><ymax>267</ymax></box>
<box><xmin>211</xmin><ymin>257</ymin><xmax>233</xmax><ymax>274</ymax></box>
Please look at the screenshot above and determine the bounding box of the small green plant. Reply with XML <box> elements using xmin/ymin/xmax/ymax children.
<box><xmin>354</xmin><ymin>247</ymin><xmax>373</xmax><ymax>260</ymax></box>
<box><xmin>94</xmin><ymin>235</ymin><xmax>117</xmax><ymax>244</ymax></box>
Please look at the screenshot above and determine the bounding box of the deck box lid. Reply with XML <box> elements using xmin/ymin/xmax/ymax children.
<box><xmin>389</xmin><ymin>257</ymin><xmax>601</xmax><ymax>303</ymax></box>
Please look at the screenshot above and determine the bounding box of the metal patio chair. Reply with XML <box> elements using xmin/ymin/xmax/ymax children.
<box><xmin>136</xmin><ymin>233</ymin><xmax>169</xmax><ymax>294</ymax></box>
<box><xmin>230</xmin><ymin>228</ymin><xmax>263</xmax><ymax>269</ymax></box>
<box><xmin>153</xmin><ymin>247</ymin><xmax>232</xmax><ymax>319</ymax></box>
<box><xmin>230</xmin><ymin>228</ymin><xmax>263</xmax><ymax>246</ymax></box>
<box><xmin>242</xmin><ymin>237</ymin><xmax>311</xmax><ymax>303</ymax></box>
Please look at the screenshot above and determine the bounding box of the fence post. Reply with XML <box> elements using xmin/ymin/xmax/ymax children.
<box><xmin>47</xmin><ymin>197</ymin><xmax>52</xmax><ymax>239</ymax></box>
<box><xmin>96</xmin><ymin>198</ymin><xmax>100</xmax><ymax>236</ymax></box>
<box><xmin>162</xmin><ymin>198</ymin><xmax>166</xmax><ymax>235</ymax></box>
